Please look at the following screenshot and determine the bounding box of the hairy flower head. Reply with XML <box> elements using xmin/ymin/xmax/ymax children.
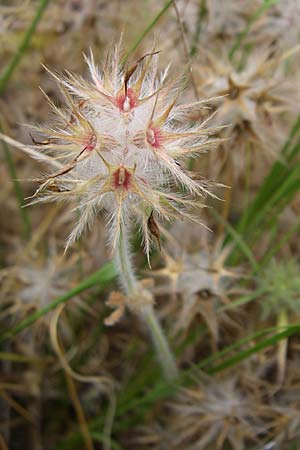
<box><xmin>167</xmin><ymin>373</ymin><xmax>291</xmax><ymax>450</ymax></box>
<box><xmin>18</xmin><ymin>43</ymin><xmax>215</xmax><ymax>262</ymax></box>
<box><xmin>150</xmin><ymin>226</ymin><xmax>241</xmax><ymax>341</ymax></box>
<box><xmin>195</xmin><ymin>45</ymin><xmax>300</xmax><ymax>180</ymax></box>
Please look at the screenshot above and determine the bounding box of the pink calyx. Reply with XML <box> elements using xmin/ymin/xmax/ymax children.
<box><xmin>112</xmin><ymin>166</ymin><xmax>132</xmax><ymax>191</ymax></box>
<box><xmin>115</xmin><ymin>88</ymin><xmax>137</xmax><ymax>112</ymax></box>
<box><xmin>83</xmin><ymin>133</ymin><xmax>97</xmax><ymax>152</ymax></box>
<box><xmin>146</xmin><ymin>126</ymin><xmax>163</xmax><ymax>149</ymax></box>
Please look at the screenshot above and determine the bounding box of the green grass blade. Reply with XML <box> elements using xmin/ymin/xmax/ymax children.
<box><xmin>226</xmin><ymin>121</ymin><xmax>300</xmax><ymax>264</ymax></box>
<box><xmin>248</xmin><ymin>161</ymin><xmax>300</xmax><ymax>229</ymax></box>
<box><xmin>236</xmin><ymin>116</ymin><xmax>300</xmax><ymax>234</ymax></box>
<box><xmin>211</xmin><ymin>209</ymin><xmax>258</xmax><ymax>270</ymax></box>
<box><xmin>219</xmin><ymin>288</ymin><xmax>266</xmax><ymax>311</ymax></box>
<box><xmin>208</xmin><ymin>324</ymin><xmax>300</xmax><ymax>374</ymax></box>
<box><xmin>0</xmin><ymin>0</ymin><xmax>49</xmax><ymax>237</ymax></box>
<box><xmin>91</xmin><ymin>433</ymin><xmax>124</xmax><ymax>450</ymax></box>
<box><xmin>229</xmin><ymin>0</ymin><xmax>279</xmax><ymax>62</ymax></box>
<box><xmin>190</xmin><ymin>0</ymin><xmax>207</xmax><ymax>56</ymax></box>
<box><xmin>258</xmin><ymin>221</ymin><xmax>300</xmax><ymax>269</ymax></box>
<box><xmin>185</xmin><ymin>325</ymin><xmax>278</xmax><ymax>374</ymax></box>
<box><xmin>123</xmin><ymin>0</ymin><xmax>174</xmax><ymax>64</ymax></box>
<box><xmin>1</xmin><ymin>123</ymin><xmax>31</xmax><ymax>239</ymax></box>
<box><xmin>91</xmin><ymin>431</ymin><xmax>124</xmax><ymax>450</ymax></box>
<box><xmin>0</xmin><ymin>0</ymin><xmax>49</xmax><ymax>94</ymax></box>
<box><xmin>0</xmin><ymin>352</ymin><xmax>41</xmax><ymax>364</ymax></box>
<box><xmin>57</xmin><ymin>430</ymin><xmax>125</xmax><ymax>450</ymax></box>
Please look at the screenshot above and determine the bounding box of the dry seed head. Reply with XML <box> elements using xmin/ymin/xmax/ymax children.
<box><xmin>195</xmin><ymin>46</ymin><xmax>300</xmax><ymax>180</ymax></box>
<box><xmin>22</xmin><ymin>43</ymin><xmax>215</xmax><ymax>261</ymax></box>
<box><xmin>262</xmin><ymin>0</ymin><xmax>300</xmax><ymax>49</ymax></box>
<box><xmin>150</xmin><ymin>230</ymin><xmax>241</xmax><ymax>339</ymax></box>
<box><xmin>205</xmin><ymin>0</ymin><xmax>262</xmax><ymax>42</ymax></box>
<box><xmin>167</xmin><ymin>374</ymin><xmax>287</xmax><ymax>450</ymax></box>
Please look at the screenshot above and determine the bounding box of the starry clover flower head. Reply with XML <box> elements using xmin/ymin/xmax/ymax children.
<box><xmin>19</xmin><ymin>42</ymin><xmax>216</xmax><ymax>262</ymax></box>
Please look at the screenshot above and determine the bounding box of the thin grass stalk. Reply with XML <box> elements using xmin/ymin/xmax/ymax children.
<box><xmin>0</xmin><ymin>123</ymin><xmax>31</xmax><ymax>239</ymax></box>
<box><xmin>0</xmin><ymin>0</ymin><xmax>49</xmax><ymax>238</ymax></box>
<box><xmin>122</xmin><ymin>0</ymin><xmax>174</xmax><ymax>64</ymax></box>
<box><xmin>276</xmin><ymin>309</ymin><xmax>288</xmax><ymax>384</ymax></box>
<box><xmin>65</xmin><ymin>372</ymin><xmax>95</xmax><ymax>450</ymax></box>
<box><xmin>0</xmin><ymin>433</ymin><xmax>9</xmax><ymax>450</ymax></box>
<box><xmin>235</xmin><ymin>115</ymin><xmax>300</xmax><ymax>236</ymax></box>
<box><xmin>173</xmin><ymin>0</ymin><xmax>199</xmax><ymax>99</ymax></box>
<box><xmin>0</xmin><ymin>0</ymin><xmax>49</xmax><ymax>94</ymax></box>
<box><xmin>190</xmin><ymin>0</ymin><xmax>207</xmax><ymax>57</ymax></box>
<box><xmin>228</xmin><ymin>0</ymin><xmax>279</xmax><ymax>63</ymax></box>
<box><xmin>258</xmin><ymin>221</ymin><xmax>300</xmax><ymax>269</ymax></box>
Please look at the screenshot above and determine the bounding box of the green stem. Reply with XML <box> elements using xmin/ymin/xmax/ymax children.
<box><xmin>114</xmin><ymin>229</ymin><xmax>137</xmax><ymax>295</ymax></box>
<box><xmin>114</xmin><ymin>230</ymin><xmax>178</xmax><ymax>382</ymax></box>
<box><xmin>141</xmin><ymin>303</ymin><xmax>178</xmax><ymax>382</ymax></box>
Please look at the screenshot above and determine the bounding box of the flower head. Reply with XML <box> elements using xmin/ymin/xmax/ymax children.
<box><xmin>195</xmin><ymin>45</ymin><xmax>300</xmax><ymax>180</ymax></box>
<box><xmin>1</xmin><ymin>240</ymin><xmax>76</xmax><ymax>313</ymax></box>
<box><xmin>23</xmin><ymin>43</ymin><xmax>215</xmax><ymax>261</ymax></box>
<box><xmin>166</xmin><ymin>373</ymin><xmax>294</xmax><ymax>450</ymax></box>
<box><xmin>150</xmin><ymin>225</ymin><xmax>241</xmax><ymax>342</ymax></box>
<box><xmin>258</xmin><ymin>259</ymin><xmax>300</xmax><ymax>320</ymax></box>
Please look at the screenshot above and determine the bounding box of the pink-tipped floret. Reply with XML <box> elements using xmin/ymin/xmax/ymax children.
<box><xmin>112</xmin><ymin>166</ymin><xmax>132</xmax><ymax>190</ymax></box>
<box><xmin>146</xmin><ymin>126</ymin><xmax>164</xmax><ymax>149</ymax></box>
<box><xmin>115</xmin><ymin>88</ymin><xmax>138</xmax><ymax>112</ymax></box>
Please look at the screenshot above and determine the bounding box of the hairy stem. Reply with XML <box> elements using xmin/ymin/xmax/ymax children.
<box><xmin>141</xmin><ymin>303</ymin><xmax>179</xmax><ymax>382</ymax></box>
<box><xmin>114</xmin><ymin>229</ymin><xmax>137</xmax><ymax>296</ymax></box>
<box><xmin>114</xmin><ymin>229</ymin><xmax>178</xmax><ymax>382</ymax></box>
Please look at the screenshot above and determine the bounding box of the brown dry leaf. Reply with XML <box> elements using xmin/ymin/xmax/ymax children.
<box><xmin>104</xmin><ymin>291</ymin><xmax>127</xmax><ymax>326</ymax></box>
